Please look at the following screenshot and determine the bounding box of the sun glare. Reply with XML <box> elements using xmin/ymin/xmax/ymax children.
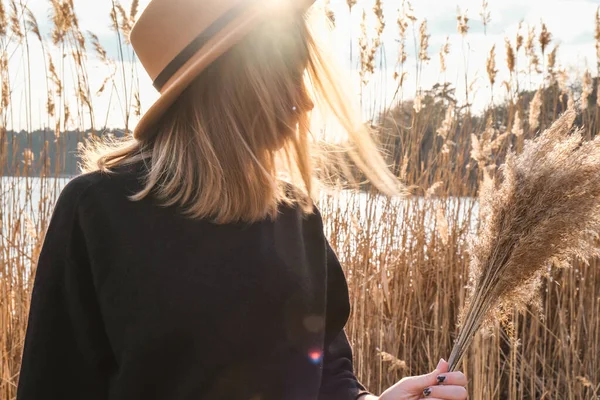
<box><xmin>266</xmin><ymin>0</ymin><xmax>290</xmax><ymax>12</ymax></box>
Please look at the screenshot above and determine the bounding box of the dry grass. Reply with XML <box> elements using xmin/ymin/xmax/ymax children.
<box><xmin>0</xmin><ymin>1</ymin><xmax>600</xmax><ymax>400</ymax></box>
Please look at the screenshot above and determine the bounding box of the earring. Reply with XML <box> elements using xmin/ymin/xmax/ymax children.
<box><xmin>292</xmin><ymin>106</ymin><xmax>298</xmax><ymax>112</ymax></box>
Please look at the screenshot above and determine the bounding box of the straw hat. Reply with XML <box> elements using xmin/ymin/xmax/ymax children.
<box><xmin>130</xmin><ymin>0</ymin><xmax>316</xmax><ymax>139</ymax></box>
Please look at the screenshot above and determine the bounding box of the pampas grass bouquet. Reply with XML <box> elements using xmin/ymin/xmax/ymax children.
<box><xmin>448</xmin><ymin>109</ymin><xmax>600</xmax><ymax>370</ymax></box>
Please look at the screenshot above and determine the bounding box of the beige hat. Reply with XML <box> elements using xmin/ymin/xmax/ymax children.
<box><xmin>130</xmin><ymin>0</ymin><xmax>316</xmax><ymax>139</ymax></box>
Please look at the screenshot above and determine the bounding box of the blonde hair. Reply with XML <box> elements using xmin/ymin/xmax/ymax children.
<box><xmin>82</xmin><ymin>6</ymin><xmax>406</xmax><ymax>224</ymax></box>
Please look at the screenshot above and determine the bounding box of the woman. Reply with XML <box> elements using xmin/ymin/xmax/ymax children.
<box><xmin>17</xmin><ymin>0</ymin><xmax>467</xmax><ymax>399</ymax></box>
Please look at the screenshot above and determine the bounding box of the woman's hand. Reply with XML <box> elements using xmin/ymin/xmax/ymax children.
<box><xmin>377</xmin><ymin>359</ymin><xmax>467</xmax><ymax>400</ymax></box>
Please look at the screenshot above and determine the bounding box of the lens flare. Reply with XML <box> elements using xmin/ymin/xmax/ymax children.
<box><xmin>308</xmin><ymin>350</ymin><xmax>323</xmax><ymax>364</ymax></box>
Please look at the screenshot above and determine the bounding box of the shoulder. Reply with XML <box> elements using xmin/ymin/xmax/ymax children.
<box><xmin>55</xmin><ymin>171</ymin><xmax>105</xmax><ymax>211</ymax></box>
<box><xmin>58</xmin><ymin>162</ymin><xmax>146</xmax><ymax>210</ymax></box>
<box><xmin>42</xmin><ymin>172</ymin><xmax>110</xmax><ymax>248</ymax></box>
<box><xmin>279</xmin><ymin>181</ymin><xmax>323</xmax><ymax>221</ymax></box>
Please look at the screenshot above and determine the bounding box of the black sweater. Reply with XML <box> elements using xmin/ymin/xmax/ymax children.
<box><xmin>17</xmin><ymin>163</ymin><xmax>370</xmax><ymax>400</ymax></box>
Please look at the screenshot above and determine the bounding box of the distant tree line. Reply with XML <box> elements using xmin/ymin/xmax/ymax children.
<box><xmin>1</xmin><ymin>129</ymin><xmax>126</xmax><ymax>177</ymax></box>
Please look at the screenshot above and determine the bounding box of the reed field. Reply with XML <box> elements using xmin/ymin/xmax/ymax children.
<box><xmin>1</xmin><ymin>0</ymin><xmax>600</xmax><ymax>399</ymax></box>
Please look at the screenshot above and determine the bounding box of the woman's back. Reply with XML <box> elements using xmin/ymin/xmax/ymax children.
<box><xmin>17</xmin><ymin>162</ymin><xmax>363</xmax><ymax>399</ymax></box>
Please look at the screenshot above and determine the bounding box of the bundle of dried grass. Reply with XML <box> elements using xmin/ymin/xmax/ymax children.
<box><xmin>448</xmin><ymin>109</ymin><xmax>600</xmax><ymax>370</ymax></box>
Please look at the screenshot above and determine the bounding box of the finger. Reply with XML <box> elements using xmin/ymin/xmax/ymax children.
<box><xmin>423</xmin><ymin>385</ymin><xmax>468</xmax><ymax>399</ymax></box>
<box><xmin>406</xmin><ymin>358</ymin><xmax>448</xmax><ymax>391</ymax></box>
<box><xmin>402</xmin><ymin>359</ymin><xmax>450</xmax><ymax>391</ymax></box>
<box><xmin>436</xmin><ymin>358</ymin><xmax>449</xmax><ymax>374</ymax></box>
<box><xmin>435</xmin><ymin>371</ymin><xmax>468</xmax><ymax>387</ymax></box>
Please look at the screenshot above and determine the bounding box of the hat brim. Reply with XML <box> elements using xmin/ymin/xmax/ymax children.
<box><xmin>134</xmin><ymin>0</ymin><xmax>316</xmax><ymax>140</ymax></box>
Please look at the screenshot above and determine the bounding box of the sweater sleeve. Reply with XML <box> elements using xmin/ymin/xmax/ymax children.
<box><xmin>318</xmin><ymin>241</ymin><xmax>372</xmax><ymax>400</ymax></box>
<box><xmin>17</xmin><ymin>179</ymin><xmax>114</xmax><ymax>400</ymax></box>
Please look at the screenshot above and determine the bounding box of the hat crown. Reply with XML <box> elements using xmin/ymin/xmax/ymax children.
<box><xmin>130</xmin><ymin>0</ymin><xmax>245</xmax><ymax>85</ymax></box>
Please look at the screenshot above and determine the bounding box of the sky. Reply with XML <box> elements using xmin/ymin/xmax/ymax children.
<box><xmin>7</xmin><ymin>0</ymin><xmax>600</xmax><ymax>131</ymax></box>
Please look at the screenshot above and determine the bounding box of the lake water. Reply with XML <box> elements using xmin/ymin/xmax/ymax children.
<box><xmin>1</xmin><ymin>176</ymin><xmax>480</xmax><ymax>264</ymax></box>
<box><xmin>1</xmin><ymin>176</ymin><xmax>69</xmax><ymax>230</ymax></box>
